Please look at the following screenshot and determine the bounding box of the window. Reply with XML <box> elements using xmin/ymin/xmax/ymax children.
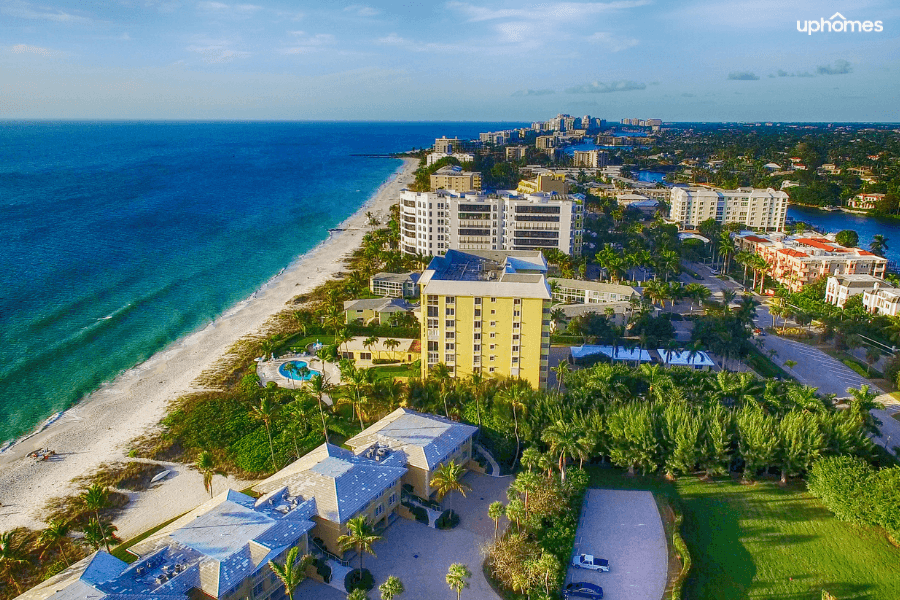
<box><xmin>445</xmin><ymin>343</ymin><xmax>455</xmax><ymax>350</ymax></box>
<box><xmin>512</xmin><ymin>334</ymin><xmax>520</xmax><ymax>340</ymax></box>
<box><xmin>375</xmin><ymin>504</ymin><xmax>384</xmax><ymax>517</ymax></box>
<box><xmin>514</xmin><ymin>298</ymin><xmax>521</xmax><ymax>305</ymax></box>
<box><xmin>490</xmin><ymin>332</ymin><xmax>496</xmax><ymax>338</ymax></box>
<box><xmin>446</xmin><ymin>331</ymin><xmax>455</xmax><ymax>339</ymax></box>
<box><xmin>361</xmin><ymin>352</ymin><xmax>372</xmax><ymax>360</ymax></box>
<box><xmin>512</xmin><ymin>357</ymin><xmax>519</xmax><ymax>364</ymax></box>
<box><xmin>491</xmin><ymin>297</ymin><xmax>497</xmax><ymax>302</ymax></box>
<box><xmin>490</xmin><ymin>355</ymin><xmax>496</xmax><ymax>361</ymax></box>
<box><xmin>445</xmin><ymin>319</ymin><xmax>455</xmax><ymax>328</ymax></box>
<box><xmin>474</xmin><ymin>297</ymin><xmax>482</xmax><ymax>305</ymax></box>
<box><xmin>446</xmin><ymin>307</ymin><xmax>455</xmax><ymax>316</ymax></box>
<box><xmin>512</xmin><ymin>346</ymin><xmax>519</xmax><ymax>353</ymax></box>
<box><xmin>474</xmin><ymin>332</ymin><xmax>481</xmax><ymax>340</ymax></box>
<box><xmin>446</xmin><ymin>296</ymin><xmax>455</xmax><ymax>304</ymax></box>
<box><xmin>490</xmin><ymin>321</ymin><xmax>496</xmax><ymax>327</ymax></box>
<box><xmin>445</xmin><ymin>353</ymin><xmax>455</xmax><ymax>363</ymax></box>
<box><xmin>489</xmin><ymin>367</ymin><xmax>495</xmax><ymax>372</ymax></box>
<box><xmin>490</xmin><ymin>344</ymin><xmax>495</xmax><ymax>350</ymax></box>
<box><xmin>253</xmin><ymin>582</ymin><xmax>265</xmax><ymax>596</ymax></box>
<box><xmin>389</xmin><ymin>493</ymin><xmax>397</xmax><ymax>505</ymax></box>
<box><xmin>490</xmin><ymin>309</ymin><xmax>496</xmax><ymax>315</ymax></box>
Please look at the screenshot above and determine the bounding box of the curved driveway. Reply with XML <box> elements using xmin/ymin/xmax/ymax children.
<box><xmin>567</xmin><ymin>489</ymin><xmax>667</xmax><ymax>600</ymax></box>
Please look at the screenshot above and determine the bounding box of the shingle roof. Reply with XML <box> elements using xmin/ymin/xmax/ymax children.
<box><xmin>345</xmin><ymin>408</ymin><xmax>477</xmax><ymax>471</ymax></box>
<box><xmin>253</xmin><ymin>444</ymin><xmax>407</xmax><ymax>525</ymax></box>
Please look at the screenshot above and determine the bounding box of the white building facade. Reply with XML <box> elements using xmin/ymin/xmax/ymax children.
<box><xmin>669</xmin><ymin>187</ymin><xmax>788</xmax><ymax>231</ymax></box>
<box><xmin>399</xmin><ymin>189</ymin><xmax>583</xmax><ymax>257</ymax></box>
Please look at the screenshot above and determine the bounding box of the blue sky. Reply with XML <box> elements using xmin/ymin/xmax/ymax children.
<box><xmin>1</xmin><ymin>0</ymin><xmax>899</xmax><ymax>121</ymax></box>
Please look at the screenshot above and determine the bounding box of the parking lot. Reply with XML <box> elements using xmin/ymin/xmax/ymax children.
<box><xmin>566</xmin><ymin>489</ymin><xmax>667</xmax><ymax>600</ymax></box>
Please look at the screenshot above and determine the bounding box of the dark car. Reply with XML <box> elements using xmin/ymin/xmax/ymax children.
<box><xmin>564</xmin><ymin>581</ymin><xmax>604</xmax><ymax>599</ymax></box>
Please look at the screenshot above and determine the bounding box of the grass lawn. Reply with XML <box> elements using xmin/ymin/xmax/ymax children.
<box><xmin>745</xmin><ymin>344</ymin><xmax>793</xmax><ymax>380</ymax></box>
<box><xmin>370</xmin><ymin>363</ymin><xmax>419</xmax><ymax>380</ymax></box>
<box><xmin>586</xmin><ymin>467</ymin><xmax>900</xmax><ymax>600</ymax></box>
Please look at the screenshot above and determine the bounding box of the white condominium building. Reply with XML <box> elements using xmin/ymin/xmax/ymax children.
<box><xmin>572</xmin><ymin>149</ymin><xmax>609</xmax><ymax>169</ymax></box>
<box><xmin>669</xmin><ymin>187</ymin><xmax>788</xmax><ymax>231</ymax></box>
<box><xmin>399</xmin><ymin>189</ymin><xmax>584</xmax><ymax>258</ymax></box>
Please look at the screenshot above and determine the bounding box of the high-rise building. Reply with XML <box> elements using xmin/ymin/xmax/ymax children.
<box><xmin>419</xmin><ymin>249</ymin><xmax>552</xmax><ymax>389</ymax></box>
<box><xmin>399</xmin><ymin>189</ymin><xmax>584</xmax><ymax>257</ymax></box>
<box><xmin>572</xmin><ymin>149</ymin><xmax>609</xmax><ymax>169</ymax></box>
<box><xmin>669</xmin><ymin>187</ymin><xmax>788</xmax><ymax>231</ymax></box>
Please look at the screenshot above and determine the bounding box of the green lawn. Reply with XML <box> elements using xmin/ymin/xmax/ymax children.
<box><xmin>371</xmin><ymin>363</ymin><xmax>419</xmax><ymax>380</ymax></box>
<box><xmin>585</xmin><ymin>467</ymin><xmax>900</xmax><ymax>600</ymax></box>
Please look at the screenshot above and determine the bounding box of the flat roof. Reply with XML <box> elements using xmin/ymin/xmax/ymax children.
<box><xmin>570</xmin><ymin>345</ymin><xmax>652</xmax><ymax>362</ymax></box>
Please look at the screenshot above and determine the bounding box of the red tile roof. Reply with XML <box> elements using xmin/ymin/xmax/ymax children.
<box><xmin>778</xmin><ymin>248</ymin><xmax>808</xmax><ymax>258</ymax></box>
<box><xmin>796</xmin><ymin>238</ymin><xmax>838</xmax><ymax>251</ymax></box>
<box><xmin>743</xmin><ymin>235</ymin><xmax>770</xmax><ymax>244</ymax></box>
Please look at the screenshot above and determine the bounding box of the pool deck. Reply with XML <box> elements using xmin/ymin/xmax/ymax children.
<box><xmin>256</xmin><ymin>354</ymin><xmax>341</xmax><ymax>402</ymax></box>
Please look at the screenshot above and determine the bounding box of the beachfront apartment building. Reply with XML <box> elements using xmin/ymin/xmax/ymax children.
<box><xmin>370</xmin><ymin>271</ymin><xmax>420</xmax><ymax>297</ymax></box>
<box><xmin>549</xmin><ymin>277</ymin><xmax>639</xmax><ymax>304</ymax></box>
<box><xmin>418</xmin><ymin>249</ymin><xmax>552</xmax><ymax>389</ymax></box>
<box><xmin>399</xmin><ymin>188</ymin><xmax>583</xmax><ymax>258</ymax></box>
<box><xmin>346</xmin><ymin>408</ymin><xmax>477</xmax><ymax>501</ymax></box>
<box><xmin>19</xmin><ymin>490</ymin><xmax>319</xmax><ymax>600</ymax></box>
<box><xmin>669</xmin><ymin>187</ymin><xmax>788</xmax><ymax>231</ymax></box>
<box><xmin>430</xmin><ymin>165</ymin><xmax>482</xmax><ymax>193</ymax></box>
<box><xmin>735</xmin><ymin>232</ymin><xmax>888</xmax><ymax>292</ymax></box>
<box><xmin>572</xmin><ymin>149</ymin><xmax>609</xmax><ymax>169</ymax></box>
<box><xmin>426</xmin><ymin>151</ymin><xmax>476</xmax><ymax>167</ymax></box>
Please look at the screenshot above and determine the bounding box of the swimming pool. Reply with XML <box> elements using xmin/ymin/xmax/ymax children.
<box><xmin>278</xmin><ymin>360</ymin><xmax>321</xmax><ymax>381</ymax></box>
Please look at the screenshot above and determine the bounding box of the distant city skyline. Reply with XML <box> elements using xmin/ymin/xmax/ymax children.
<box><xmin>2</xmin><ymin>0</ymin><xmax>899</xmax><ymax>121</ymax></box>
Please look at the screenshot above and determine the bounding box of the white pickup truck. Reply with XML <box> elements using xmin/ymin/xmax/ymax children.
<box><xmin>571</xmin><ymin>554</ymin><xmax>610</xmax><ymax>572</ymax></box>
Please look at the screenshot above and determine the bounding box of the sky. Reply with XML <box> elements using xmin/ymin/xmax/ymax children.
<box><xmin>1</xmin><ymin>0</ymin><xmax>899</xmax><ymax>121</ymax></box>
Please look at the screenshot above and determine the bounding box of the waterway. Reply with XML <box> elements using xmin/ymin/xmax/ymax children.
<box><xmin>787</xmin><ymin>205</ymin><xmax>899</xmax><ymax>265</ymax></box>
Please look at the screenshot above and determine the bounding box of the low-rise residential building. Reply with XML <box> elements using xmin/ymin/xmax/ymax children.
<box><xmin>343</xmin><ymin>298</ymin><xmax>415</xmax><ymax>325</ymax></box>
<box><xmin>549</xmin><ymin>277</ymin><xmax>639</xmax><ymax>304</ymax></box>
<box><xmin>18</xmin><ymin>490</ymin><xmax>319</xmax><ymax>600</ymax></box>
<box><xmin>419</xmin><ymin>249</ymin><xmax>552</xmax><ymax>388</ymax></box>
<box><xmin>370</xmin><ymin>271</ymin><xmax>420</xmax><ymax>298</ymax></box>
<box><xmin>426</xmin><ymin>151</ymin><xmax>475</xmax><ymax>166</ymax></box>
<box><xmin>825</xmin><ymin>274</ymin><xmax>884</xmax><ymax>307</ymax></box>
<box><xmin>346</xmin><ymin>408</ymin><xmax>478</xmax><ymax>501</ymax></box>
<box><xmin>399</xmin><ymin>189</ymin><xmax>583</xmax><ymax>257</ymax></box>
<box><xmin>669</xmin><ymin>187</ymin><xmax>788</xmax><ymax>231</ymax></box>
<box><xmin>254</xmin><ymin>444</ymin><xmax>407</xmax><ymax>556</ymax></box>
<box><xmin>430</xmin><ymin>165</ymin><xmax>482</xmax><ymax>193</ymax></box>
<box><xmin>847</xmin><ymin>193</ymin><xmax>885</xmax><ymax>210</ymax></box>
<box><xmin>570</xmin><ymin>345</ymin><xmax>652</xmax><ymax>365</ymax></box>
<box><xmin>735</xmin><ymin>232</ymin><xmax>888</xmax><ymax>292</ymax></box>
<box><xmin>517</xmin><ymin>173</ymin><xmax>568</xmax><ymax>194</ymax></box>
<box><xmin>657</xmin><ymin>349</ymin><xmax>716</xmax><ymax>370</ymax></box>
<box><xmin>339</xmin><ymin>336</ymin><xmax>420</xmax><ymax>366</ymax></box>
<box><xmin>863</xmin><ymin>284</ymin><xmax>900</xmax><ymax>317</ymax></box>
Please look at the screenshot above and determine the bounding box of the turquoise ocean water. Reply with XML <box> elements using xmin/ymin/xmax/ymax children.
<box><xmin>0</xmin><ymin>121</ymin><xmax>524</xmax><ymax>445</ymax></box>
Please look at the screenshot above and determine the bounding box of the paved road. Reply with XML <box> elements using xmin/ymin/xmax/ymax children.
<box><xmin>567</xmin><ymin>489</ymin><xmax>667</xmax><ymax>600</ymax></box>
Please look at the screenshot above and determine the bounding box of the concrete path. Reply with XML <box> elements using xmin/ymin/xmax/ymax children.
<box><xmin>567</xmin><ymin>489</ymin><xmax>667</xmax><ymax>600</ymax></box>
<box><xmin>473</xmin><ymin>442</ymin><xmax>502</xmax><ymax>477</ymax></box>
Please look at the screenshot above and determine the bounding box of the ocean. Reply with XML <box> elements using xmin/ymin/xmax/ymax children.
<box><xmin>0</xmin><ymin>121</ymin><xmax>525</xmax><ymax>444</ymax></box>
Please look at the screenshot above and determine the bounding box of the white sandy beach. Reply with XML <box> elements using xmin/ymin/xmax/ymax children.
<box><xmin>0</xmin><ymin>157</ymin><xmax>418</xmax><ymax>539</ymax></box>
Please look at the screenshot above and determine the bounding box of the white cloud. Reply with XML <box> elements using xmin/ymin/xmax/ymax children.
<box><xmin>2</xmin><ymin>1</ymin><xmax>92</xmax><ymax>23</ymax></box>
<box><xmin>343</xmin><ymin>4</ymin><xmax>379</xmax><ymax>17</ymax></box>
<box><xmin>589</xmin><ymin>31</ymin><xmax>638</xmax><ymax>51</ymax></box>
<box><xmin>566</xmin><ymin>79</ymin><xmax>646</xmax><ymax>93</ymax></box>
<box><xmin>11</xmin><ymin>43</ymin><xmax>57</xmax><ymax>57</ymax></box>
<box><xmin>280</xmin><ymin>31</ymin><xmax>335</xmax><ymax>54</ymax></box>
<box><xmin>197</xmin><ymin>1</ymin><xmax>262</xmax><ymax>17</ymax></box>
<box><xmin>186</xmin><ymin>43</ymin><xmax>250</xmax><ymax>63</ymax></box>
<box><xmin>446</xmin><ymin>1</ymin><xmax>650</xmax><ymax>22</ymax></box>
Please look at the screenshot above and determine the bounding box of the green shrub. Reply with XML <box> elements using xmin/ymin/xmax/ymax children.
<box><xmin>407</xmin><ymin>504</ymin><xmax>429</xmax><ymax>524</ymax></box>
<box><xmin>344</xmin><ymin>568</ymin><xmax>374</xmax><ymax>592</ymax></box>
<box><xmin>315</xmin><ymin>558</ymin><xmax>332</xmax><ymax>583</ymax></box>
<box><xmin>435</xmin><ymin>509</ymin><xmax>460</xmax><ymax>530</ymax></box>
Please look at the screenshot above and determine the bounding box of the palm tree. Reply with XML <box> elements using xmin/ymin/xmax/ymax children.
<box><xmin>346</xmin><ymin>365</ymin><xmax>375</xmax><ymax>429</ymax></box>
<box><xmin>552</xmin><ymin>361</ymin><xmax>570</xmax><ymax>392</ymax></box>
<box><xmin>379</xmin><ymin>575</ymin><xmax>405</xmax><ymax>600</ymax></box>
<box><xmin>82</xmin><ymin>519</ymin><xmax>119</xmax><ymax>552</ymax></box>
<box><xmin>383</xmin><ymin>338</ymin><xmax>401</xmax><ymax>360</ymax></box>
<box><xmin>488</xmin><ymin>501</ymin><xmax>506</xmax><ymax>539</ymax></box>
<box><xmin>363</xmin><ymin>335</ymin><xmax>380</xmax><ymax>361</ymax></box>
<box><xmin>269</xmin><ymin>546</ymin><xmax>314</xmax><ymax>600</ymax></box>
<box><xmin>80</xmin><ymin>483</ymin><xmax>112</xmax><ymax>552</ymax></box>
<box><xmin>197</xmin><ymin>451</ymin><xmax>217</xmax><ymax>498</ymax></box>
<box><xmin>251</xmin><ymin>395</ymin><xmax>280</xmax><ymax>472</ymax></box>
<box><xmin>497</xmin><ymin>382</ymin><xmax>530</xmax><ymax>468</ymax></box>
<box><xmin>870</xmin><ymin>234</ymin><xmax>888</xmax><ymax>256</ymax></box>
<box><xmin>348</xmin><ymin>588</ymin><xmax>370</xmax><ymax>600</ymax></box>
<box><xmin>446</xmin><ymin>563</ymin><xmax>472</xmax><ymax>600</ymax></box>
<box><xmin>550</xmin><ymin>307</ymin><xmax>566</xmax><ymax>331</ymax></box>
<box><xmin>718</xmin><ymin>230</ymin><xmax>734</xmax><ymax>273</ymax></box>
<box><xmin>282</xmin><ymin>361</ymin><xmax>298</xmax><ymax>389</ymax></box>
<box><xmin>542</xmin><ymin>420</ymin><xmax>582</xmax><ymax>481</ymax></box>
<box><xmin>309</xmin><ymin>374</ymin><xmax>332</xmax><ymax>443</ymax></box>
<box><xmin>0</xmin><ymin>531</ymin><xmax>26</xmax><ymax>593</ymax></box>
<box><xmin>39</xmin><ymin>519</ymin><xmax>72</xmax><ymax>565</ymax></box>
<box><xmin>430</xmin><ymin>460</ymin><xmax>472</xmax><ymax>510</ymax></box>
<box><xmin>429</xmin><ymin>363</ymin><xmax>453</xmax><ymax>417</ymax></box>
<box><xmin>337</xmin><ymin>515</ymin><xmax>381</xmax><ymax>572</ymax></box>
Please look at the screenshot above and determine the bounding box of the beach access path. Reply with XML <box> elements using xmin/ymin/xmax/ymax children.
<box><xmin>0</xmin><ymin>157</ymin><xmax>418</xmax><ymax>536</ymax></box>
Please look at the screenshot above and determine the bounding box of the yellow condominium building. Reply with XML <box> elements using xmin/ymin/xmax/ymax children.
<box><xmin>419</xmin><ymin>249</ymin><xmax>552</xmax><ymax>389</ymax></box>
<box><xmin>430</xmin><ymin>165</ymin><xmax>482</xmax><ymax>193</ymax></box>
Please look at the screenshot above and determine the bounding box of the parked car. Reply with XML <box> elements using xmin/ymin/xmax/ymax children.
<box><xmin>564</xmin><ymin>581</ymin><xmax>603</xmax><ymax>599</ymax></box>
<box><xmin>571</xmin><ymin>554</ymin><xmax>610</xmax><ymax>572</ymax></box>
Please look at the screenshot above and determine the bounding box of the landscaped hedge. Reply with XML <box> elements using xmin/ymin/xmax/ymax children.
<box><xmin>808</xmin><ymin>456</ymin><xmax>900</xmax><ymax>543</ymax></box>
<box><xmin>314</xmin><ymin>558</ymin><xmax>332</xmax><ymax>583</ymax></box>
<box><xmin>670</xmin><ymin>511</ymin><xmax>691</xmax><ymax>600</ymax></box>
<box><xmin>344</xmin><ymin>568</ymin><xmax>374</xmax><ymax>592</ymax></box>
<box><xmin>435</xmin><ymin>509</ymin><xmax>460</xmax><ymax>530</ymax></box>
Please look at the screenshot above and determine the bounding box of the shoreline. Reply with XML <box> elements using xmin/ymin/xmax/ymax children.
<box><xmin>0</xmin><ymin>156</ymin><xmax>418</xmax><ymax>537</ymax></box>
